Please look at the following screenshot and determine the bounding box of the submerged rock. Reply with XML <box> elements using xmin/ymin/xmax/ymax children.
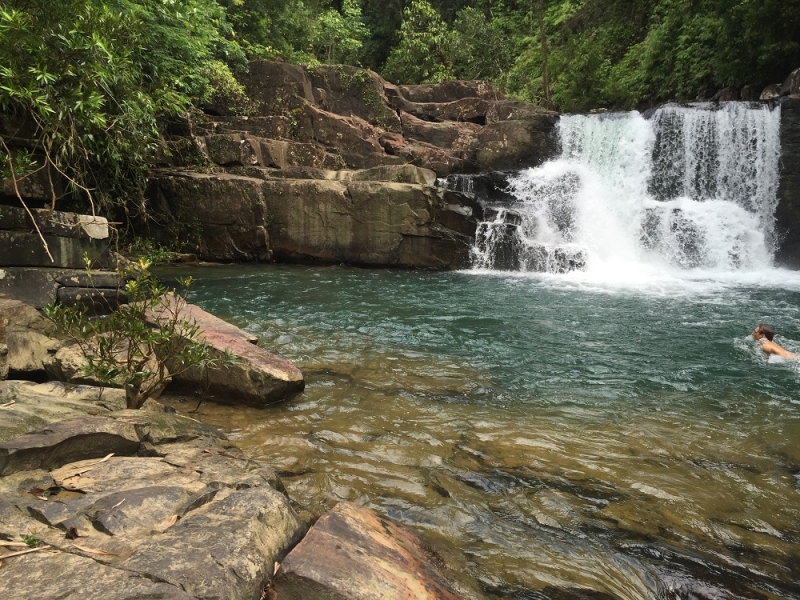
<box><xmin>272</xmin><ymin>501</ymin><xmax>483</xmax><ymax>600</ymax></box>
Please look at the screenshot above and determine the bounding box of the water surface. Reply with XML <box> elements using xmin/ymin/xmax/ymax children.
<box><xmin>162</xmin><ymin>264</ymin><xmax>800</xmax><ymax>600</ymax></box>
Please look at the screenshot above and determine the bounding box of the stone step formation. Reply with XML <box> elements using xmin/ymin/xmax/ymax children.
<box><xmin>146</xmin><ymin>61</ymin><xmax>560</xmax><ymax>268</ymax></box>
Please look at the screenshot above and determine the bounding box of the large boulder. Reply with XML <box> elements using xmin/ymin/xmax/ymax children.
<box><xmin>272</xmin><ymin>502</ymin><xmax>483</xmax><ymax>600</ymax></box>
<box><xmin>121</xmin><ymin>485</ymin><xmax>301</xmax><ymax>600</ymax></box>
<box><xmin>781</xmin><ymin>67</ymin><xmax>800</xmax><ymax>96</ymax></box>
<box><xmin>147</xmin><ymin>297</ymin><xmax>305</xmax><ymax>407</ymax></box>
<box><xmin>0</xmin><ymin>297</ymin><xmax>60</xmax><ymax>376</ymax></box>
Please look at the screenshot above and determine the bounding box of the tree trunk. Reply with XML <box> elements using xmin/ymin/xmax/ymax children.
<box><xmin>537</xmin><ymin>0</ymin><xmax>551</xmax><ymax>105</ymax></box>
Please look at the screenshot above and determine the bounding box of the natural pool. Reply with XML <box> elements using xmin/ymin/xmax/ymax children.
<box><xmin>163</xmin><ymin>263</ymin><xmax>800</xmax><ymax>599</ymax></box>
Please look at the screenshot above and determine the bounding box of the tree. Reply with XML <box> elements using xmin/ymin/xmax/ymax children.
<box><xmin>0</xmin><ymin>0</ymin><xmax>244</xmax><ymax>227</ymax></box>
<box><xmin>382</xmin><ymin>0</ymin><xmax>455</xmax><ymax>84</ymax></box>
<box><xmin>311</xmin><ymin>0</ymin><xmax>369</xmax><ymax>65</ymax></box>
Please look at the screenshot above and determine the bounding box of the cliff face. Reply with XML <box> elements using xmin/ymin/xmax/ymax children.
<box><xmin>147</xmin><ymin>61</ymin><xmax>560</xmax><ymax>268</ymax></box>
<box><xmin>775</xmin><ymin>97</ymin><xmax>800</xmax><ymax>268</ymax></box>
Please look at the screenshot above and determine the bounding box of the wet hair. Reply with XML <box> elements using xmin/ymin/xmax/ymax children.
<box><xmin>756</xmin><ymin>324</ymin><xmax>775</xmax><ymax>341</ymax></box>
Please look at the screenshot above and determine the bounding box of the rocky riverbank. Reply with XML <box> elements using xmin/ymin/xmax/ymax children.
<box><xmin>0</xmin><ymin>293</ymin><xmax>484</xmax><ymax>600</ymax></box>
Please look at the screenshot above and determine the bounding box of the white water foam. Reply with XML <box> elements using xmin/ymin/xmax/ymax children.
<box><xmin>470</xmin><ymin>102</ymin><xmax>787</xmax><ymax>291</ymax></box>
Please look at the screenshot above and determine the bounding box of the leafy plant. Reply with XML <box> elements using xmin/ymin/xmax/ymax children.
<box><xmin>123</xmin><ymin>238</ymin><xmax>179</xmax><ymax>266</ymax></box>
<box><xmin>311</xmin><ymin>0</ymin><xmax>369</xmax><ymax>65</ymax></box>
<box><xmin>21</xmin><ymin>534</ymin><xmax>43</xmax><ymax>547</ymax></box>
<box><xmin>382</xmin><ymin>0</ymin><xmax>455</xmax><ymax>84</ymax></box>
<box><xmin>44</xmin><ymin>260</ymin><xmax>236</xmax><ymax>410</ymax></box>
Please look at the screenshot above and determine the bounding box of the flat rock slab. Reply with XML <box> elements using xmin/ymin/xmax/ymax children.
<box><xmin>122</xmin><ymin>486</ymin><xmax>302</xmax><ymax>600</ymax></box>
<box><xmin>0</xmin><ymin>416</ymin><xmax>141</xmax><ymax>476</ymax></box>
<box><xmin>0</xmin><ymin>407</ymin><xmax>301</xmax><ymax>600</ymax></box>
<box><xmin>272</xmin><ymin>501</ymin><xmax>480</xmax><ymax>600</ymax></box>
<box><xmin>148</xmin><ymin>297</ymin><xmax>304</xmax><ymax>407</ymax></box>
<box><xmin>0</xmin><ymin>390</ymin><xmax>227</xmax><ymax>474</ymax></box>
<box><xmin>0</xmin><ymin>380</ymin><xmax>128</xmax><ymax>442</ymax></box>
<box><xmin>0</xmin><ymin>551</ymin><xmax>196</xmax><ymax>600</ymax></box>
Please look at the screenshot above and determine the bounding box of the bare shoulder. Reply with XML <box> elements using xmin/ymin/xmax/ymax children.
<box><xmin>762</xmin><ymin>340</ymin><xmax>795</xmax><ymax>359</ymax></box>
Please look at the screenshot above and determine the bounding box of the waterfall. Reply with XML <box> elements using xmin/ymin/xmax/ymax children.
<box><xmin>470</xmin><ymin>102</ymin><xmax>782</xmax><ymax>274</ymax></box>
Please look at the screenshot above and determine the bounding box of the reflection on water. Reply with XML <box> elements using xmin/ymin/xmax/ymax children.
<box><xmin>161</xmin><ymin>264</ymin><xmax>800</xmax><ymax>599</ymax></box>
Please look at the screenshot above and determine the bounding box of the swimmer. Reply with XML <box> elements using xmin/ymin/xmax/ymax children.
<box><xmin>751</xmin><ymin>324</ymin><xmax>795</xmax><ymax>359</ymax></box>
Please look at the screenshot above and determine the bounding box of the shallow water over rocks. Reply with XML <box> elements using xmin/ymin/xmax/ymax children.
<box><xmin>163</xmin><ymin>264</ymin><xmax>800</xmax><ymax>600</ymax></box>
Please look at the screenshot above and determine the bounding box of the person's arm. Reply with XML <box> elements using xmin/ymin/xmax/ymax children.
<box><xmin>762</xmin><ymin>340</ymin><xmax>795</xmax><ymax>358</ymax></box>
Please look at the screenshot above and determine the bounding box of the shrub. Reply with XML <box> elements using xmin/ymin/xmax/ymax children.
<box><xmin>45</xmin><ymin>260</ymin><xmax>235</xmax><ymax>409</ymax></box>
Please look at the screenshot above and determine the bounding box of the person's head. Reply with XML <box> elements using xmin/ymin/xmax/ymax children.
<box><xmin>752</xmin><ymin>324</ymin><xmax>775</xmax><ymax>341</ymax></box>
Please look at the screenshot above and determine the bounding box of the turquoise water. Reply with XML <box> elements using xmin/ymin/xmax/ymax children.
<box><xmin>166</xmin><ymin>264</ymin><xmax>800</xmax><ymax>599</ymax></box>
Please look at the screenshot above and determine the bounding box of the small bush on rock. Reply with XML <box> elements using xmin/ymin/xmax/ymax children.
<box><xmin>45</xmin><ymin>260</ymin><xmax>235</xmax><ymax>409</ymax></box>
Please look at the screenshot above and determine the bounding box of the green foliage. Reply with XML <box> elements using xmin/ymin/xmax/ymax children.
<box><xmin>311</xmin><ymin>0</ymin><xmax>369</xmax><ymax>65</ymax></box>
<box><xmin>202</xmin><ymin>59</ymin><xmax>256</xmax><ymax>114</ymax></box>
<box><xmin>124</xmin><ymin>238</ymin><xmax>179</xmax><ymax>266</ymax></box>
<box><xmin>21</xmin><ymin>534</ymin><xmax>43</xmax><ymax>547</ymax></box>
<box><xmin>0</xmin><ymin>0</ymin><xmax>245</xmax><ymax>219</ymax></box>
<box><xmin>383</xmin><ymin>0</ymin><xmax>456</xmax><ymax>84</ymax></box>
<box><xmin>220</xmin><ymin>0</ymin><xmax>318</xmax><ymax>62</ymax></box>
<box><xmin>44</xmin><ymin>260</ymin><xmax>236</xmax><ymax>410</ymax></box>
<box><xmin>380</xmin><ymin>0</ymin><xmax>800</xmax><ymax>111</ymax></box>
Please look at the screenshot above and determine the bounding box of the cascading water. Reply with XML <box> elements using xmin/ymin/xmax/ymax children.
<box><xmin>470</xmin><ymin>102</ymin><xmax>782</xmax><ymax>274</ymax></box>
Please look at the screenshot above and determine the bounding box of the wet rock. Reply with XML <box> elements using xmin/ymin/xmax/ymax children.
<box><xmin>0</xmin><ymin>405</ymin><xmax>302</xmax><ymax>600</ymax></box>
<box><xmin>272</xmin><ymin>501</ymin><xmax>480</xmax><ymax>600</ymax></box>
<box><xmin>476</xmin><ymin>116</ymin><xmax>558</xmax><ymax>172</ymax></box>
<box><xmin>521</xmin><ymin>244</ymin><xmax>587</xmax><ymax>273</ymax></box>
<box><xmin>773</xmin><ymin>96</ymin><xmax>800</xmax><ymax>267</ymax></box>
<box><xmin>147</xmin><ymin>297</ymin><xmax>304</xmax><ymax>407</ymax></box>
<box><xmin>760</xmin><ymin>84</ymin><xmax>782</xmax><ymax>100</ymax></box>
